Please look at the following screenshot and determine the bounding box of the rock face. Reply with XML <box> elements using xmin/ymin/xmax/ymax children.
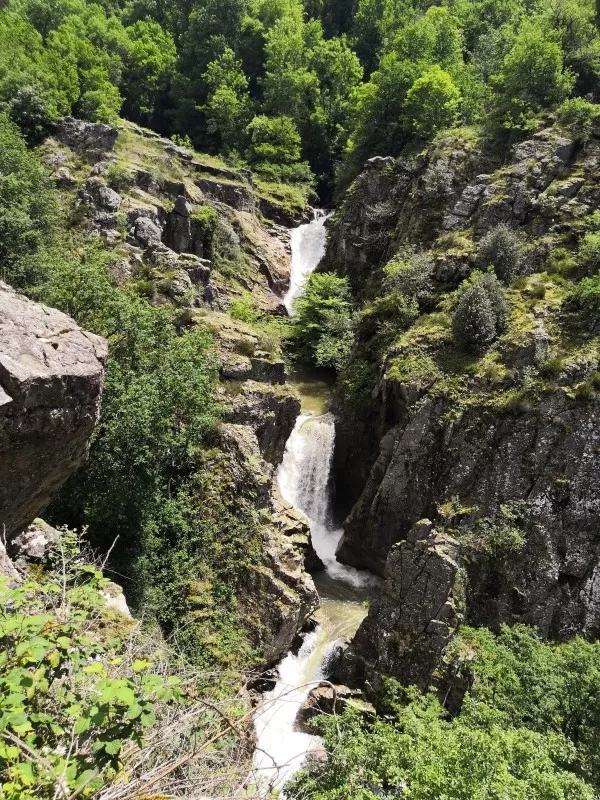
<box><xmin>340</xmin><ymin>521</ymin><xmax>462</xmax><ymax>696</ymax></box>
<box><xmin>337</xmin><ymin>391</ymin><xmax>600</xmax><ymax>640</ymax></box>
<box><xmin>0</xmin><ymin>283</ymin><xmax>107</xmax><ymax>541</ymax></box>
<box><xmin>56</xmin><ymin>117</ymin><xmax>118</xmax><ymax>162</ymax></box>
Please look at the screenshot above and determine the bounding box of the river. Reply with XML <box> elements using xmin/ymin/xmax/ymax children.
<box><xmin>252</xmin><ymin>211</ymin><xmax>376</xmax><ymax>795</ymax></box>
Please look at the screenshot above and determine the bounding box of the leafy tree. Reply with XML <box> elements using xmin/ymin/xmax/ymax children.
<box><xmin>122</xmin><ymin>19</ymin><xmax>176</xmax><ymax>124</ymax></box>
<box><xmin>292</xmin><ymin>272</ymin><xmax>354</xmax><ymax>369</ymax></box>
<box><xmin>0</xmin><ymin>113</ymin><xmax>57</xmax><ymax>283</ymax></box>
<box><xmin>404</xmin><ymin>65</ymin><xmax>462</xmax><ymax>138</ymax></box>
<box><xmin>246</xmin><ymin>114</ymin><xmax>312</xmax><ymax>182</ymax></box>
<box><xmin>202</xmin><ymin>47</ymin><xmax>251</xmax><ymax>152</ymax></box>
<box><xmin>477</xmin><ymin>223</ymin><xmax>525</xmax><ymax>282</ymax></box>
<box><xmin>452</xmin><ymin>271</ymin><xmax>508</xmax><ymax>353</ymax></box>
<box><xmin>491</xmin><ymin>21</ymin><xmax>575</xmax><ymax>130</ymax></box>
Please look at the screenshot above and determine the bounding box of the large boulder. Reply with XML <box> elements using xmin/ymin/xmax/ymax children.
<box><xmin>0</xmin><ymin>283</ymin><xmax>107</xmax><ymax>540</ymax></box>
<box><xmin>340</xmin><ymin>521</ymin><xmax>463</xmax><ymax>697</ymax></box>
<box><xmin>56</xmin><ymin>117</ymin><xmax>118</xmax><ymax>162</ymax></box>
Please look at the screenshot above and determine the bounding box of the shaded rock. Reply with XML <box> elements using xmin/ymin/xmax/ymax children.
<box><xmin>222</xmin><ymin>381</ymin><xmax>300</xmax><ymax>465</ymax></box>
<box><xmin>195</xmin><ymin>177</ymin><xmax>255</xmax><ymax>213</ymax></box>
<box><xmin>340</xmin><ymin>521</ymin><xmax>462</xmax><ymax>697</ymax></box>
<box><xmin>250</xmin><ymin>358</ymin><xmax>286</xmax><ymax>385</ymax></box>
<box><xmin>0</xmin><ymin>541</ymin><xmax>20</xmax><ymax>583</ymax></box>
<box><xmin>81</xmin><ymin>177</ymin><xmax>121</xmax><ymax>212</ymax></box>
<box><xmin>56</xmin><ymin>117</ymin><xmax>118</xmax><ymax>162</ymax></box>
<box><xmin>297</xmin><ymin>683</ymin><xmax>375</xmax><ymax>732</ymax></box>
<box><xmin>0</xmin><ymin>283</ymin><xmax>107</xmax><ymax>541</ymax></box>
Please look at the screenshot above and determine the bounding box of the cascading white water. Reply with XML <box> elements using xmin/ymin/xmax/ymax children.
<box><xmin>284</xmin><ymin>209</ymin><xmax>329</xmax><ymax>314</ymax></box>
<box><xmin>252</xmin><ymin>212</ymin><xmax>374</xmax><ymax>796</ymax></box>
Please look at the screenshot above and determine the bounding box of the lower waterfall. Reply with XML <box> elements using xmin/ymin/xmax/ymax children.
<box><xmin>252</xmin><ymin>410</ymin><xmax>374</xmax><ymax>794</ymax></box>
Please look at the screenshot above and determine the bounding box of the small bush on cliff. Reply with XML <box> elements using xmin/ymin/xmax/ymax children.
<box><xmin>382</xmin><ymin>247</ymin><xmax>435</xmax><ymax>308</ymax></box>
<box><xmin>452</xmin><ymin>271</ymin><xmax>508</xmax><ymax>353</ymax></box>
<box><xmin>477</xmin><ymin>224</ymin><xmax>525</xmax><ymax>283</ymax></box>
<box><xmin>292</xmin><ymin>272</ymin><xmax>354</xmax><ymax>371</ymax></box>
<box><xmin>577</xmin><ymin>232</ymin><xmax>600</xmax><ymax>276</ymax></box>
<box><xmin>563</xmin><ymin>274</ymin><xmax>600</xmax><ymax>333</ymax></box>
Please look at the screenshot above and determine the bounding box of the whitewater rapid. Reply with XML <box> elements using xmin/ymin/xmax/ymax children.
<box><xmin>252</xmin><ymin>212</ymin><xmax>374</xmax><ymax>795</ymax></box>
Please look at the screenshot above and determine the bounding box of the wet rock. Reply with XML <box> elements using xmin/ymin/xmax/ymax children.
<box><xmin>0</xmin><ymin>282</ymin><xmax>107</xmax><ymax>541</ymax></box>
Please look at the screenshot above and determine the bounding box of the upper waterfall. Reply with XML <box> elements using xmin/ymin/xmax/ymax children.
<box><xmin>284</xmin><ymin>210</ymin><xmax>329</xmax><ymax>314</ymax></box>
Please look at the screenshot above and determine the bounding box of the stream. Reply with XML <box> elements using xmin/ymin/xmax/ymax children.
<box><xmin>252</xmin><ymin>212</ymin><xmax>376</xmax><ymax>795</ymax></box>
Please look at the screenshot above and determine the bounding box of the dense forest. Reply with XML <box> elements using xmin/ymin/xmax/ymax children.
<box><xmin>2</xmin><ymin>0</ymin><xmax>600</xmax><ymax>797</ymax></box>
<box><xmin>2</xmin><ymin>0</ymin><xmax>600</xmax><ymax>197</ymax></box>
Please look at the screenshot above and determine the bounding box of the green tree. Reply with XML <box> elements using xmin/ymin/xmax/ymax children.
<box><xmin>292</xmin><ymin>272</ymin><xmax>353</xmax><ymax>368</ymax></box>
<box><xmin>404</xmin><ymin>65</ymin><xmax>462</xmax><ymax>139</ymax></box>
<box><xmin>122</xmin><ymin>19</ymin><xmax>176</xmax><ymax>124</ymax></box>
<box><xmin>491</xmin><ymin>21</ymin><xmax>575</xmax><ymax>130</ymax></box>
<box><xmin>452</xmin><ymin>271</ymin><xmax>508</xmax><ymax>353</ymax></box>
<box><xmin>203</xmin><ymin>47</ymin><xmax>251</xmax><ymax>152</ymax></box>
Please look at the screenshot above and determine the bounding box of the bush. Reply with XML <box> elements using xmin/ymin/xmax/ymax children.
<box><xmin>382</xmin><ymin>247</ymin><xmax>435</xmax><ymax>306</ymax></box>
<box><xmin>563</xmin><ymin>275</ymin><xmax>600</xmax><ymax>332</ymax></box>
<box><xmin>577</xmin><ymin>232</ymin><xmax>600</xmax><ymax>275</ymax></box>
<box><xmin>557</xmin><ymin>98</ymin><xmax>600</xmax><ymax>143</ymax></box>
<box><xmin>292</xmin><ymin>272</ymin><xmax>354</xmax><ymax>371</ymax></box>
<box><xmin>191</xmin><ymin>204</ymin><xmax>219</xmax><ymax>259</ymax></box>
<box><xmin>452</xmin><ymin>271</ymin><xmax>509</xmax><ymax>353</ymax></box>
<box><xmin>477</xmin><ymin>224</ymin><xmax>524</xmax><ymax>283</ymax></box>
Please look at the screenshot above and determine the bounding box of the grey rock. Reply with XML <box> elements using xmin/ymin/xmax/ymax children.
<box><xmin>133</xmin><ymin>217</ymin><xmax>162</xmax><ymax>247</ymax></box>
<box><xmin>81</xmin><ymin>177</ymin><xmax>122</xmax><ymax>212</ymax></box>
<box><xmin>341</xmin><ymin>521</ymin><xmax>462</xmax><ymax>696</ymax></box>
<box><xmin>163</xmin><ymin>143</ymin><xmax>194</xmax><ymax>162</ymax></box>
<box><xmin>56</xmin><ymin>117</ymin><xmax>118</xmax><ymax>162</ymax></box>
<box><xmin>0</xmin><ymin>283</ymin><xmax>107</xmax><ymax>541</ymax></box>
<box><xmin>0</xmin><ymin>541</ymin><xmax>20</xmax><ymax>583</ymax></box>
<box><xmin>11</xmin><ymin>519</ymin><xmax>59</xmax><ymax>568</ymax></box>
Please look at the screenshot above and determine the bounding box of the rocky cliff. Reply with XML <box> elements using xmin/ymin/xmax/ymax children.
<box><xmin>0</xmin><ymin>282</ymin><xmax>107</xmax><ymax>542</ymax></box>
<box><xmin>325</xmin><ymin>120</ymin><xmax>600</xmax><ymax>692</ymax></box>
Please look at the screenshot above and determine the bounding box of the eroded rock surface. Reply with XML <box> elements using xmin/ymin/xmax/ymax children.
<box><xmin>340</xmin><ymin>521</ymin><xmax>462</xmax><ymax>696</ymax></box>
<box><xmin>0</xmin><ymin>283</ymin><xmax>107</xmax><ymax>540</ymax></box>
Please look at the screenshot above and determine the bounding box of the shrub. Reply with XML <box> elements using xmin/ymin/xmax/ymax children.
<box><xmin>106</xmin><ymin>163</ymin><xmax>135</xmax><ymax>192</ymax></box>
<box><xmin>477</xmin><ymin>224</ymin><xmax>524</xmax><ymax>283</ymax></box>
<box><xmin>382</xmin><ymin>247</ymin><xmax>435</xmax><ymax>305</ymax></box>
<box><xmin>557</xmin><ymin>98</ymin><xmax>600</xmax><ymax>143</ymax></box>
<box><xmin>563</xmin><ymin>275</ymin><xmax>600</xmax><ymax>333</ymax></box>
<box><xmin>191</xmin><ymin>204</ymin><xmax>219</xmax><ymax>259</ymax></box>
<box><xmin>577</xmin><ymin>232</ymin><xmax>600</xmax><ymax>275</ymax></box>
<box><xmin>292</xmin><ymin>272</ymin><xmax>354</xmax><ymax>371</ymax></box>
<box><xmin>229</xmin><ymin>292</ymin><xmax>260</xmax><ymax>324</ymax></box>
<box><xmin>452</xmin><ymin>272</ymin><xmax>508</xmax><ymax>354</ymax></box>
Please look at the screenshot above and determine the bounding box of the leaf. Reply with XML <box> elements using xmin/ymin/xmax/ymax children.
<box><xmin>132</xmin><ymin>659</ymin><xmax>152</xmax><ymax>672</ymax></box>
<box><xmin>14</xmin><ymin>761</ymin><xmax>35</xmax><ymax>786</ymax></box>
<box><xmin>74</xmin><ymin>716</ymin><xmax>91</xmax><ymax>735</ymax></box>
<box><xmin>102</xmin><ymin>739</ymin><xmax>122</xmax><ymax>756</ymax></box>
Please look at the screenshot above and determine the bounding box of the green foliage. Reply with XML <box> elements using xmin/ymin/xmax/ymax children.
<box><xmin>577</xmin><ymin>231</ymin><xmax>600</xmax><ymax>275</ymax></box>
<box><xmin>477</xmin><ymin>224</ymin><xmax>525</xmax><ymax>283</ymax></box>
<box><xmin>405</xmin><ymin>65</ymin><xmax>462</xmax><ymax>139</ymax></box>
<box><xmin>0</xmin><ymin>552</ymin><xmax>182</xmax><ymax>799</ymax></box>
<box><xmin>289</xmin><ymin>626</ymin><xmax>600</xmax><ymax>799</ymax></box>
<box><xmin>246</xmin><ymin>114</ymin><xmax>313</xmax><ymax>184</ymax></box>
<box><xmin>191</xmin><ymin>204</ymin><xmax>219</xmax><ymax>259</ymax></box>
<box><xmin>0</xmin><ymin>113</ymin><xmax>57</xmax><ymax>283</ymax></box>
<box><xmin>292</xmin><ymin>272</ymin><xmax>354</xmax><ymax>371</ymax></box>
<box><xmin>563</xmin><ymin>274</ymin><xmax>600</xmax><ymax>333</ymax></box>
<box><xmin>382</xmin><ymin>247</ymin><xmax>435</xmax><ymax>307</ymax></box>
<box><xmin>452</xmin><ymin>271</ymin><xmax>509</xmax><ymax>353</ymax></box>
<box><xmin>558</xmin><ymin>97</ymin><xmax>600</xmax><ymax>142</ymax></box>
<box><xmin>490</xmin><ymin>22</ymin><xmax>576</xmax><ymax>131</ymax></box>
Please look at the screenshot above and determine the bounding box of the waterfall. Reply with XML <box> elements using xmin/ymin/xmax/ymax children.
<box><xmin>251</xmin><ymin>212</ymin><xmax>374</xmax><ymax>797</ymax></box>
<box><xmin>284</xmin><ymin>209</ymin><xmax>329</xmax><ymax>314</ymax></box>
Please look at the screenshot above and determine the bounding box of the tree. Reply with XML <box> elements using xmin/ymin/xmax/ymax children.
<box><xmin>122</xmin><ymin>19</ymin><xmax>176</xmax><ymax>124</ymax></box>
<box><xmin>477</xmin><ymin>224</ymin><xmax>525</xmax><ymax>282</ymax></box>
<box><xmin>491</xmin><ymin>21</ymin><xmax>575</xmax><ymax>130</ymax></box>
<box><xmin>246</xmin><ymin>114</ymin><xmax>312</xmax><ymax>182</ymax></box>
<box><xmin>202</xmin><ymin>48</ymin><xmax>251</xmax><ymax>152</ymax></box>
<box><xmin>452</xmin><ymin>271</ymin><xmax>508</xmax><ymax>353</ymax></box>
<box><xmin>404</xmin><ymin>65</ymin><xmax>461</xmax><ymax>139</ymax></box>
<box><xmin>292</xmin><ymin>272</ymin><xmax>353</xmax><ymax>368</ymax></box>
